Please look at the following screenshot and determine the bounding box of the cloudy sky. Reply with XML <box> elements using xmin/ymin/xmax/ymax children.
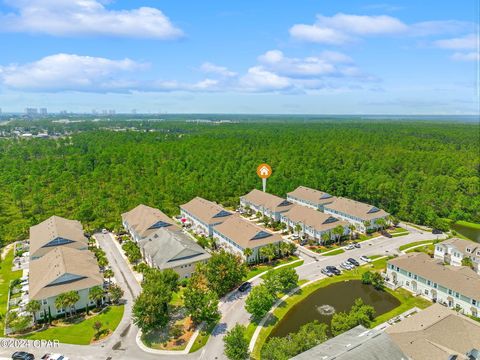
<box><xmin>0</xmin><ymin>0</ymin><xmax>478</xmax><ymax>114</ymax></box>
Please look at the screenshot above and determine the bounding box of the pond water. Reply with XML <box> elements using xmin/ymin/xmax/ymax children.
<box><xmin>269</xmin><ymin>280</ymin><xmax>400</xmax><ymax>339</ymax></box>
<box><xmin>451</xmin><ymin>223</ymin><xmax>480</xmax><ymax>243</ymax></box>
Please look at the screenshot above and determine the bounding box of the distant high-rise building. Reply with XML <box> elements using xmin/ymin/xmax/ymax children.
<box><xmin>102</xmin><ymin>110</ymin><xmax>108</xmax><ymax>115</ymax></box>
<box><xmin>40</xmin><ymin>108</ymin><xmax>47</xmax><ymax>115</ymax></box>
<box><xmin>92</xmin><ymin>109</ymin><xmax>97</xmax><ymax>115</ymax></box>
<box><xmin>108</xmin><ymin>109</ymin><xmax>116</xmax><ymax>115</ymax></box>
<box><xmin>25</xmin><ymin>108</ymin><xmax>38</xmax><ymax>116</ymax></box>
<box><xmin>132</xmin><ymin>109</ymin><xmax>137</xmax><ymax>115</ymax></box>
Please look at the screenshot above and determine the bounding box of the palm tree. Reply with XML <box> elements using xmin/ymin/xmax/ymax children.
<box><xmin>260</xmin><ymin>245</ymin><xmax>276</xmax><ymax>263</ymax></box>
<box><xmin>103</xmin><ymin>269</ymin><xmax>114</xmax><ymax>284</ymax></box>
<box><xmin>243</xmin><ymin>248</ymin><xmax>253</xmax><ymax>263</ymax></box>
<box><xmin>65</xmin><ymin>290</ymin><xmax>80</xmax><ymax>317</ymax></box>
<box><xmin>294</xmin><ymin>223</ymin><xmax>302</xmax><ymax>236</ymax></box>
<box><xmin>55</xmin><ymin>293</ymin><xmax>69</xmax><ymax>317</ymax></box>
<box><xmin>348</xmin><ymin>224</ymin><xmax>356</xmax><ymax>239</ymax></box>
<box><xmin>25</xmin><ymin>300</ymin><xmax>41</xmax><ymax>325</ymax></box>
<box><xmin>321</xmin><ymin>232</ymin><xmax>330</xmax><ymax>245</ymax></box>
<box><xmin>279</xmin><ymin>241</ymin><xmax>289</xmax><ymax>257</ymax></box>
<box><xmin>364</xmin><ymin>220</ymin><xmax>371</xmax><ymax>233</ymax></box>
<box><xmin>333</xmin><ymin>225</ymin><xmax>344</xmax><ymax>242</ymax></box>
<box><xmin>376</xmin><ymin>218</ymin><xmax>386</xmax><ymax>230</ymax></box>
<box><xmin>89</xmin><ymin>286</ymin><xmax>105</xmax><ymax>309</ymax></box>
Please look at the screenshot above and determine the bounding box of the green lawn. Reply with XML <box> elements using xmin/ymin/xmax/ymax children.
<box><xmin>244</xmin><ymin>256</ymin><xmax>299</xmax><ymax>281</ymax></box>
<box><xmin>406</xmin><ymin>244</ymin><xmax>434</xmax><ymax>254</ymax></box>
<box><xmin>370</xmin><ymin>288</ymin><xmax>431</xmax><ymax>327</ymax></box>
<box><xmin>454</xmin><ymin>220</ymin><xmax>480</xmax><ymax>230</ymax></box>
<box><xmin>22</xmin><ymin>305</ymin><xmax>124</xmax><ymax>345</ymax></box>
<box><xmin>0</xmin><ymin>249</ymin><xmax>23</xmax><ymax>333</ymax></box>
<box><xmin>171</xmin><ymin>287</ymin><xmax>185</xmax><ymax>307</ymax></box>
<box><xmin>321</xmin><ymin>248</ymin><xmax>345</xmax><ymax>256</ymax></box>
<box><xmin>389</xmin><ymin>227</ymin><xmax>408</xmax><ymax>234</ymax></box>
<box><xmin>189</xmin><ymin>321</ymin><xmax>217</xmax><ymax>353</ymax></box>
<box><xmin>399</xmin><ymin>240</ymin><xmax>438</xmax><ymax>251</ymax></box>
<box><xmin>251</xmin><ymin>256</ymin><xmax>422</xmax><ymax>359</ymax></box>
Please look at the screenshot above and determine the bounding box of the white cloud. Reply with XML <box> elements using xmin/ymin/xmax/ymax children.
<box><xmin>290</xmin><ymin>13</ymin><xmax>473</xmax><ymax>45</ymax></box>
<box><xmin>256</xmin><ymin>50</ymin><xmax>357</xmax><ymax>79</ymax></box>
<box><xmin>451</xmin><ymin>52</ymin><xmax>479</xmax><ymax>62</ymax></box>
<box><xmin>434</xmin><ymin>34</ymin><xmax>477</xmax><ymax>49</ymax></box>
<box><xmin>200</xmin><ymin>62</ymin><xmax>237</xmax><ymax>77</ymax></box>
<box><xmin>0</xmin><ymin>0</ymin><xmax>183</xmax><ymax>39</ymax></box>
<box><xmin>239</xmin><ymin>67</ymin><xmax>292</xmax><ymax>91</ymax></box>
<box><xmin>0</xmin><ymin>53</ymin><xmax>145</xmax><ymax>91</ymax></box>
<box><xmin>290</xmin><ymin>13</ymin><xmax>407</xmax><ymax>44</ymax></box>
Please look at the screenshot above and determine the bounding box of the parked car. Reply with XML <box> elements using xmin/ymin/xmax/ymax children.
<box><xmin>432</xmin><ymin>229</ymin><xmax>443</xmax><ymax>235</ymax></box>
<box><xmin>354</xmin><ymin>242</ymin><xmax>361</xmax><ymax>248</ymax></box>
<box><xmin>341</xmin><ymin>261</ymin><xmax>354</xmax><ymax>270</ymax></box>
<box><xmin>345</xmin><ymin>244</ymin><xmax>355</xmax><ymax>250</ymax></box>
<box><xmin>291</xmin><ymin>235</ymin><xmax>299</xmax><ymax>240</ymax></box>
<box><xmin>12</xmin><ymin>352</ymin><xmax>34</xmax><ymax>360</ymax></box>
<box><xmin>42</xmin><ymin>354</ymin><xmax>69</xmax><ymax>360</ymax></box>
<box><xmin>347</xmin><ymin>258</ymin><xmax>360</xmax><ymax>267</ymax></box>
<box><xmin>381</xmin><ymin>230</ymin><xmax>392</xmax><ymax>238</ymax></box>
<box><xmin>326</xmin><ymin>266</ymin><xmax>341</xmax><ymax>275</ymax></box>
<box><xmin>102</xmin><ymin>228</ymin><xmax>108</xmax><ymax>234</ymax></box>
<box><xmin>238</xmin><ymin>282</ymin><xmax>251</xmax><ymax>292</ymax></box>
<box><xmin>360</xmin><ymin>255</ymin><xmax>372</xmax><ymax>263</ymax></box>
<box><xmin>321</xmin><ymin>268</ymin><xmax>333</xmax><ymax>277</ymax></box>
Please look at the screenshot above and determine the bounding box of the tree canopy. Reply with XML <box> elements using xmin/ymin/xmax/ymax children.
<box><xmin>0</xmin><ymin>119</ymin><xmax>477</xmax><ymax>242</ymax></box>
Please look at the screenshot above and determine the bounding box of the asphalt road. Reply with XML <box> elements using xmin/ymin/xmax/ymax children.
<box><xmin>0</xmin><ymin>226</ymin><xmax>445</xmax><ymax>360</ymax></box>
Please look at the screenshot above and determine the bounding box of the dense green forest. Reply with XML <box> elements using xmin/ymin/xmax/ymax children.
<box><xmin>0</xmin><ymin>119</ymin><xmax>478</xmax><ymax>243</ymax></box>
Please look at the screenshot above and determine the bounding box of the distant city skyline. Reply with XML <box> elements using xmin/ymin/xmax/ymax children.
<box><xmin>0</xmin><ymin>0</ymin><xmax>478</xmax><ymax>114</ymax></box>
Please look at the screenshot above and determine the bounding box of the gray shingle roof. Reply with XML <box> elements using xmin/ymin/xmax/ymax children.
<box><xmin>138</xmin><ymin>227</ymin><xmax>211</xmax><ymax>269</ymax></box>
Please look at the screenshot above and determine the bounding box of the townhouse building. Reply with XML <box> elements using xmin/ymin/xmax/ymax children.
<box><xmin>323</xmin><ymin>197</ymin><xmax>389</xmax><ymax>233</ymax></box>
<box><xmin>121</xmin><ymin>204</ymin><xmax>176</xmax><ymax>242</ymax></box>
<box><xmin>240</xmin><ymin>189</ymin><xmax>293</xmax><ymax>221</ymax></box>
<box><xmin>212</xmin><ymin>215</ymin><xmax>283</xmax><ymax>263</ymax></box>
<box><xmin>387</xmin><ymin>253</ymin><xmax>480</xmax><ymax>317</ymax></box>
<box><xmin>434</xmin><ymin>238</ymin><xmax>480</xmax><ymax>274</ymax></box>
<box><xmin>280</xmin><ymin>205</ymin><xmax>350</xmax><ymax>243</ymax></box>
<box><xmin>286</xmin><ymin>186</ymin><xmax>336</xmax><ymax>211</ymax></box>
<box><xmin>180</xmin><ymin>197</ymin><xmax>233</xmax><ymax>236</ymax></box>
<box><xmin>29</xmin><ymin>215</ymin><xmax>88</xmax><ymax>260</ymax></box>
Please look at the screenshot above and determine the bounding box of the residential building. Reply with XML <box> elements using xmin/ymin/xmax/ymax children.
<box><xmin>212</xmin><ymin>216</ymin><xmax>283</xmax><ymax>262</ymax></box>
<box><xmin>280</xmin><ymin>205</ymin><xmax>350</xmax><ymax>243</ymax></box>
<box><xmin>122</xmin><ymin>204</ymin><xmax>176</xmax><ymax>242</ymax></box>
<box><xmin>286</xmin><ymin>186</ymin><xmax>336</xmax><ymax>211</ymax></box>
<box><xmin>386</xmin><ymin>303</ymin><xmax>480</xmax><ymax>360</ymax></box>
<box><xmin>323</xmin><ymin>197</ymin><xmax>389</xmax><ymax>232</ymax></box>
<box><xmin>292</xmin><ymin>325</ymin><xmax>407</xmax><ymax>360</ymax></box>
<box><xmin>240</xmin><ymin>189</ymin><xmax>293</xmax><ymax>221</ymax></box>
<box><xmin>137</xmin><ymin>227</ymin><xmax>210</xmax><ymax>278</ymax></box>
<box><xmin>386</xmin><ymin>253</ymin><xmax>480</xmax><ymax>316</ymax></box>
<box><xmin>434</xmin><ymin>238</ymin><xmax>480</xmax><ymax>274</ymax></box>
<box><xmin>180</xmin><ymin>197</ymin><xmax>232</xmax><ymax>236</ymax></box>
<box><xmin>29</xmin><ymin>247</ymin><xmax>103</xmax><ymax>319</ymax></box>
<box><xmin>29</xmin><ymin>215</ymin><xmax>88</xmax><ymax>260</ymax></box>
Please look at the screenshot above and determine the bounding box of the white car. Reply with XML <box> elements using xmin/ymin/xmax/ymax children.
<box><xmin>45</xmin><ymin>354</ymin><xmax>69</xmax><ymax>360</ymax></box>
<box><xmin>345</xmin><ymin>244</ymin><xmax>355</xmax><ymax>250</ymax></box>
<box><xmin>360</xmin><ymin>255</ymin><xmax>372</xmax><ymax>263</ymax></box>
<box><xmin>341</xmin><ymin>261</ymin><xmax>353</xmax><ymax>270</ymax></box>
<box><xmin>102</xmin><ymin>229</ymin><xmax>108</xmax><ymax>234</ymax></box>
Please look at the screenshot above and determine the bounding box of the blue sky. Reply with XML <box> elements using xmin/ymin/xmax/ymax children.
<box><xmin>0</xmin><ymin>0</ymin><xmax>478</xmax><ymax>114</ymax></box>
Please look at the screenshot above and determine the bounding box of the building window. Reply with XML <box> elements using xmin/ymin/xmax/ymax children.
<box><xmin>427</xmin><ymin>280</ymin><xmax>431</xmax><ymax>286</ymax></box>
<box><xmin>406</xmin><ymin>281</ymin><xmax>410</xmax><ymax>287</ymax></box>
<box><xmin>424</xmin><ymin>289</ymin><xmax>429</xmax><ymax>295</ymax></box>
<box><xmin>414</xmin><ymin>275</ymin><xmax>418</xmax><ymax>280</ymax></box>
<box><xmin>434</xmin><ymin>283</ymin><xmax>438</xmax><ymax>289</ymax></box>
<box><xmin>408</xmin><ymin>272</ymin><xmax>412</xmax><ymax>278</ymax></box>
<box><xmin>455</xmin><ymin>292</ymin><xmax>460</xmax><ymax>298</ymax></box>
<box><xmin>472</xmin><ymin>299</ymin><xmax>477</xmax><ymax>306</ymax></box>
<box><xmin>42</xmin><ymin>299</ymin><xmax>47</xmax><ymax>305</ymax></box>
<box><xmin>448</xmin><ymin>289</ymin><xmax>453</xmax><ymax>295</ymax></box>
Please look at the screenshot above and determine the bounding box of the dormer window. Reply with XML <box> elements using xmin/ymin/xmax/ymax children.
<box><xmin>467</xmin><ymin>248</ymin><xmax>471</xmax><ymax>253</ymax></box>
